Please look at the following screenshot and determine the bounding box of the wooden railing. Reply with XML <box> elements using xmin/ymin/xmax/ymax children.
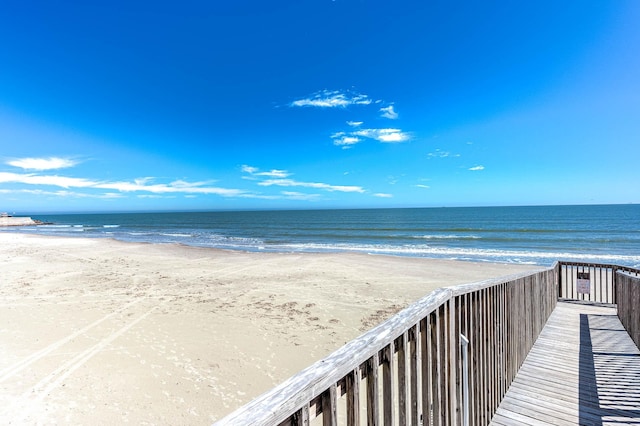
<box><xmin>214</xmin><ymin>261</ymin><xmax>639</xmax><ymax>425</ymax></box>
<box><xmin>616</xmin><ymin>271</ymin><xmax>640</xmax><ymax>349</ymax></box>
<box><xmin>557</xmin><ymin>261</ymin><xmax>640</xmax><ymax>304</ymax></box>
<box><xmin>215</xmin><ymin>266</ymin><xmax>558</xmax><ymax>426</ymax></box>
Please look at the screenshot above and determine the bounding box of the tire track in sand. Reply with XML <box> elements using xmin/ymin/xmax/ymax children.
<box><xmin>0</xmin><ymin>259</ymin><xmax>275</xmax><ymax>383</ymax></box>
<box><xmin>0</xmin><ymin>298</ymin><xmax>142</xmax><ymax>383</ymax></box>
<box><xmin>3</xmin><ymin>305</ymin><xmax>159</xmax><ymax>423</ymax></box>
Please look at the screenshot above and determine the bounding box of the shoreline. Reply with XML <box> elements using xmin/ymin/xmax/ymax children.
<box><xmin>1</xmin><ymin>233</ymin><xmax>537</xmax><ymax>423</ymax></box>
<box><xmin>2</xmin><ymin>229</ymin><xmax>547</xmax><ymax>266</ymax></box>
<box><xmin>4</xmin><ymin>224</ymin><xmax>638</xmax><ymax>268</ymax></box>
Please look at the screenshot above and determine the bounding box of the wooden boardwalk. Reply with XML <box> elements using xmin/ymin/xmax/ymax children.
<box><xmin>491</xmin><ymin>301</ymin><xmax>640</xmax><ymax>426</ymax></box>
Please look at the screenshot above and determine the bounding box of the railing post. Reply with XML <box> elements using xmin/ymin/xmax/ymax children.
<box><xmin>460</xmin><ymin>333</ymin><xmax>470</xmax><ymax>426</ymax></box>
<box><xmin>612</xmin><ymin>266</ymin><xmax>618</xmax><ymax>305</ymax></box>
<box><xmin>557</xmin><ymin>262</ymin><xmax>563</xmax><ymax>300</ymax></box>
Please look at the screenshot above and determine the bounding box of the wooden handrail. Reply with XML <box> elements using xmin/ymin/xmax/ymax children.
<box><xmin>215</xmin><ymin>267</ymin><xmax>557</xmax><ymax>425</ymax></box>
<box><xmin>215</xmin><ymin>288</ymin><xmax>452</xmax><ymax>425</ymax></box>
<box><xmin>557</xmin><ymin>261</ymin><xmax>640</xmax><ymax>304</ymax></box>
<box><xmin>616</xmin><ymin>270</ymin><xmax>640</xmax><ymax>350</ymax></box>
<box><xmin>214</xmin><ymin>261</ymin><xmax>640</xmax><ymax>425</ymax></box>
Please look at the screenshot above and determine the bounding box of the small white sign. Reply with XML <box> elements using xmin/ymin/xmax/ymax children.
<box><xmin>577</xmin><ymin>272</ymin><xmax>590</xmax><ymax>294</ymax></box>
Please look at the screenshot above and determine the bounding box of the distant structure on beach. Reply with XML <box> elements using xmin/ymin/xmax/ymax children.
<box><xmin>0</xmin><ymin>213</ymin><xmax>39</xmax><ymax>226</ymax></box>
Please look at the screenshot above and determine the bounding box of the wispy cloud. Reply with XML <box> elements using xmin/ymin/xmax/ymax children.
<box><xmin>331</xmin><ymin>132</ymin><xmax>362</xmax><ymax>148</ymax></box>
<box><xmin>241</xmin><ymin>165</ymin><xmax>291</xmax><ymax>178</ymax></box>
<box><xmin>101</xmin><ymin>180</ymin><xmax>244</xmax><ymax>195</ymax></box>
<box><xmin>379</xmin><ymin>105</ymin><xmax>398</xmax><ymax>119</ymax></box>
<box><xmin>353</xmin><ymin>128</ymin><xmax>410</xmax><ymax>143</ymax></box>
<box><xmin>291</xmin><ymin>90</ymin><xmax>373</xmax><ymax>108</ymax></box>
<box><xmin>415</xmin><ymin>184</ymin><xmax>431</xmax><ymax>189</ymax></box>
<box><xmin>427</xmin><ymin>149</ymin><xmax>459</xmax><ymax>159</ymax></box>
<box><xmin>258</xmin><ymin>178</ymin><xmax>365</xmax><ymax>193</ymax></box>
<box><xmin>331</xmin><ymin>128</ymin><xmax>410</xmax><ymax>148</ymax></box>
<box><xmin>0</xmin><ymin>172</ymin><xmax>96</xmax><ymax>189</ymax></box>
<box><xmin>7</xmin><ymin>157</ymin><xmax>79</xmax><ymax>171</ymax></box>
<box><xmin>373</xmin><ymin>193</ymin><xmax>393</xmax><ymax>198</ymax></box>
<box><xmin>0</xmin><ymin>172</ymin><xmax>247</xmax><ymax>196</ymax></box>
<box><xmin>0</xmin><ymin>188</ymin><xmax>124</xmax><ymax>199</ymax></box>
<box><xmin>280</xmin><ymin>191</ymin><xmax>323</xmax><ymax>201</ymax></box>
<box><xmin>469</xmin><ymin>165</ymin><xmax>485</xmax><ymax>171</ymax></box>
<box><xmin>242</xmin><ymin>165</ymin><xmax>366</xmax><ymax>194</ymax></box>
<box><xmin>289</xmin><ymin>90</ymin><xmax>410</xmax><ymax>150</ymax></box>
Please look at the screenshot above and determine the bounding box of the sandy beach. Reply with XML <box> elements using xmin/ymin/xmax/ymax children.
<box><xmin>0</xmin><ymin>233</ymin><xmax>537</xmax><ymax>424</ymax></box>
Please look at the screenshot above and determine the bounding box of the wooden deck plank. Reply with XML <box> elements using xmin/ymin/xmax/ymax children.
<box><xmin>490</xmin><ymin>301</ymin><xmax>640</xmax><ymax>426</ymax></box>
<box><xmin>504</xmin><ymin>382</ymin><xmax>612</xmax><ymax>418</ymax></box>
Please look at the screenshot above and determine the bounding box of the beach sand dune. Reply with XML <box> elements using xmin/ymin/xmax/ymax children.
<box><xmin>0</xmin><ymin>233</ymin><xmax>536</xmax><ymax>424</ymax></box>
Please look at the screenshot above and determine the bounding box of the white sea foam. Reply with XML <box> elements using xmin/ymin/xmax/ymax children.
<box><xmin>207</xmin><ymin>234</ymin><xmax>263</xmax><ymax>244</ymax></box>
<box><xmin>413</xmin><ymin>234</ymin><xmax>481</xmax><ymax>240</ymax></box>
<box><xmin>270</xmin><ymin>242</ymin><xmax>640</xmax><ymax>266</ymax></box>
<box><xmin>159</xmin><ymin>233</ymin><xmax>192</xmax><ymax>238</ymax></box>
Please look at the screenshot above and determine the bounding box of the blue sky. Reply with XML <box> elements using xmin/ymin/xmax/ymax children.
<box><xmin>1</xmin><ymin>1</ymin><xmax>639</xmax><ymax>213</ymax></box>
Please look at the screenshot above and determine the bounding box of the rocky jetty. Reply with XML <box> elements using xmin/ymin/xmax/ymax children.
<box><xmin>0</xmin><ymin>213</ymin><xmax>39</xmax><ymax>227</ymax></box>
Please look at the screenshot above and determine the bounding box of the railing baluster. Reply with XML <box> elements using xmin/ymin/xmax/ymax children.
<box><xmin>432</xmin><ymin>308</ymin><xmax>442</xmax><ymax>425</ymax></box>
<box><xmin>421</xmin><ymin>317</ymin><xmax>431</xmax><ymax>426</ymax></box>
<box><xmin>410</xmin><ymin>323</ymin><xmax>420</xmax><ymax>426</ymax></box>
<box><xmin>367</xmin><ymin>354</ymin><xmax>379</xmax><ymax>426</ymax></box>
<box><xmin>347</xmin><ymin>368</ymin><xmax>360</xmax><ymax>426</ymax></box>
<box><xmin>398</xmin><ymin>333</ymin><xmax>408</xmax><ymax>425</ymax></box>
<box><xmin>382</xmin><ymin>343</ymin><xmax>394</xmax><ymax>426</ymax></box>
<box><xmin>323</xmin><ymin>385</ymin><xmax>337</xmax><ymax>426</ymax></box>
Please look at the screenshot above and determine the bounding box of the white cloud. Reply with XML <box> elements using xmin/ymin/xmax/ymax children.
<box><xmin>0</xmin><ymin>188</ymin><xmax>123</xmax><ymax>199</ymax></box>
<box><xmin>137</xmin><ymin>194</ymin><xmax>166</xmax><ymax>199</ymax></box>
<box><xmin>96</xmin><ymin>180</ymin><xmax>244</xmax><ymax>196</ymax></box>
<box><xmin>241</xmin><ymin>165</ymin><xmax>259</xmax><ymax>174</ymax></box>
<box><xmin>7</xmin><ymin>157</ymin><xmax>78</xmax><ymax>171</ymax></box>
<box><xmin>262</xmin><ymin>169</ymin><xmax>290</xmax><ymax>178</ymax></box>
<box><xmin>281</xmin><ymin>191</ymin><xmax>322</xmax><ymax>201</ymax></box>
<box><xmin>427</xmin><ymin>150</ymin><xmax>460</xmax><ymax>159</ymax></box>
<box><xmin>241</xmin><ymin>165</ymin><xmax>367</xmax><ymax>195</ymax></box>
<box><xmin>291</xmin><ymin>90</ymin><xmax>373</xmax><ymax>108</ymax></box>
<box><xmin>258</xmin><ymin>178</ymin><xmax>365</xmax><ymax>193</ymax></box>
<box><xmin>134</xmin><ymin>177</ymin><xmax>155</xmax><ymax>185</ymax></box>
<box><xmin>289</xmin><ymin>91</ymin><xmax>412</xmax><ymax>149</ymax></box>
<box><xmin>331</xmin><ymin>122</ymin><xmax>411</xmax><ymax>149</ymax></box>
<box><xmin>469</xmin><ymin>165</ymin><xmax>485</xmax><ymax>171</ymax></box>
<box><xmin>0</xmin><ymin>172</ymin><xmax>246</xmax><ymax>196</ymax></box>
<box><xmin>0</xmin><ymin>172</ymin><xmax>97</xmax><ymax>188</ymax></box>
<box><xmin>353</xmin><ymin>128</ymin><xmax>410</xmax><ymax>143</ymax></box>
<box><xmin>373</xmin><ymin>193</ymin><xmax>393</xmax><ymax>198</ymax></box>
<box><xmin>333</xmin><ymin>136</ymin><xmax>361</xmax><ymax>148</ymax></box>
<box><xmin>380</xmin><ymin>105</ymin><xmax>398</xmax><ymax>120</ymax></box>
<box><xmin>241</xmin><ymin>165</ymin><xmax>291</xmax><ymax>178</ymax></box>
<box><xmin>331</xmin><ymin>128</ymin><xmax>410</xmax><ymax>147</ymax></box>
<box><xmin>415</xmin><ymin>184</ymin><xmax>431</xmax><ymax>189</ymax></box>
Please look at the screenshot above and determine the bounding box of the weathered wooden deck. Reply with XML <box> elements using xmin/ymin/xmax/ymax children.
<box><xmin>490</xmin><ymin>300</ymin><xmax>640</xmax><ymax>426</ymax></box>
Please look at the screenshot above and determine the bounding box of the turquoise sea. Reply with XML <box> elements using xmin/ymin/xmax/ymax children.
<box><xmin>4</xmin><ymin>205</ymin><xmax>639</xmax><ymax>267</ymax></box>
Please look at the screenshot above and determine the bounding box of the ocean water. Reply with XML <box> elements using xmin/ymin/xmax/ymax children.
<box><xmin>3</xmin><ymin>205</ymin><xmax>639</xmax><ymax>267</ymax></box>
